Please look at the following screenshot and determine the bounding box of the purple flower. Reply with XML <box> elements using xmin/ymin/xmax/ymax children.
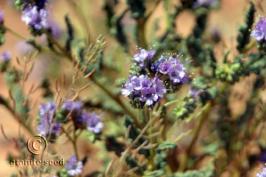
<box><xmin>47</xmin><ymin>19</ymin><xmax>62</xmax><ymax>39</ymax></box>
<box><xmin>62</xmin><ymin>100</ymin><xmax>83</xmax><ymax>114</ymax></box>
<box><xmin>189</xmin><ymin>88</ymin><xmax>202</xmax><ymax>98</ymax></box>
<box><xmin>86</xmin><ymin>113</ymin><xmax>103</xmax><ymax>134</ymax></box>
<box><xmin>65</xmin><ymin>155</ymin><xmax>83</xmax><ymax>176</ymax></box>
<box><xmin>194</xmin><ymin>0</ymin><xmax>217</xmax><ymax>7</ymax></box>
<box><xmin>257</xmin><ymin>167</ymin><xmax>266</xmax><ymax>177</ymax></box>
<box><xmin>74</xmin><ymin>112</ymin><xmax>103</xmax><ymax>133</ymax></box>
<box><xmin>0</xmin><ymin>51</ymin><xmax>11</xmax><ymax>62</ymax></box>
<box><xmin>133</xmin><ymin>49</ymin><xmax>156</xmax><ymax>68</ymax></box>
<box><xmin>19</xmin><ymin>0</ymin><xmax>48</xmax><ymax>9</ymax></box>
<box><xmin>251</xmin><ymin>17</ymin><xmax>266</xmax><ymax>42</ymax></box>
<box><xmin>153</xmin><ymin>56</ymin><xmax>188</xmax><ymax>84</ymax></box>
<box><xmin>0</xmin><ymin>10</ymin><xmax>4</xmax><ymax>24</ymax></box>
<box><xmin>37</xmin><ymin>102</ymin><xmax>61</xmax><ymax>137</ymax></box>
<box><xmin>21</xmin><ymin>6</ymin><xmax>48</xmax><ymax>31</ymax></box>
<box><xmin>259</xmin><ymin>150</ymin><xmax>266</xmax><ymax>163</ymax></box>
<box><xmin>122</xmin><ymin>75</ymin><xmax>166</xmax><ymax>106</ymax></box>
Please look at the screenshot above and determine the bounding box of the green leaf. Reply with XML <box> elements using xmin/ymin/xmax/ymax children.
<box><xmin>144</xmin><ymin>170</ymin><xmax>165</xmax><ymax>177</ymax></box>
<box><xmin>157</xmin><ymin>141</ymin><xmax>176</xmax><ymax>151</ymax></box>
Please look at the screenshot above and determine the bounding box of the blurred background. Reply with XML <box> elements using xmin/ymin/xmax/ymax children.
<box><xmin>0</xmin><ymin>0</ymin><xmax>265</xmax><ymax>176</ymax></box>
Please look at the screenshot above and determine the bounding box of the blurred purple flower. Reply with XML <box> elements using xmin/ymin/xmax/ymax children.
<box><xmin>153</xmin><ymin>56</ymin><xmax>188</xmax><ymax>84</ymax></box>
<box><xmin>62</xmin><ymin>100</ymin><xmax>83</xmax><ymax>114</ymax></box>
<box><xmin>133</xmin><ymin>48</ymin><xmax>156</xmax><ymax>68</ymax></box>
<box><xmin>257</xmin><ymin>167</ymin><xmax>266</xmax><ymax>177</ymax></box>
<box><xmin>122</xmin><ymin>75</ymin><xmax>166</xmax><ymax>106</ymax></box>
<box><xmin>65</xmin><ymin>155</ymin><xmax>83</xmax><ymax>176</ymax></box>
<box><xmin>251</xmin><ymin>17</ymin><xmax>266</xmax><ymax>42</ymax></box>
<box><xmin>47</xmin><ymin>19</ymin><xmax>62</xmax><ymax>39</ymax></box>
<box><xmin>259</xmin><ymin>150</ymin><xmax>266</xmax><ymax>163</ymax></box>
<box><xmin>0</xmin><ymin>10</ymin><xmax>4</xmax><ymax>24</ymax></box>
<box><xmin>189</xmin><ymin>88</ymin><xmax>201</xmax><ymax>98</ymax></box>
<box><xmin>0</xmin><ymin>51</ymin><xmax>11</xmax><ymax>62</ymax></box>
<box><xmin>21</xmin><ymin>6</ymin><xmax>48</xmax><ymax>30</ymax></box>
<box><xmin>37</xmin><ymin>102</ymin><xmax>61</xmax><ymax>137</ymax></box>
<box><xmin>210</xmin><ymin>27</ymin><xmax>221</xmax><ymax>43</ymax></box>
<box><xmin>86</xmin><ymin>113</ymin><xmax>103</xmax><ymax>134</ymax></box>
<box><xmin>74</xmin><ymin>112</ymin><xmax>103</xmax><ymax>133</ymax></box>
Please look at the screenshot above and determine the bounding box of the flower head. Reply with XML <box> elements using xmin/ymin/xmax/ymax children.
<box><xmin>37</xmin><ymin>102</ymin><xmax>61</xmax><ymax>138</ymax></box>
<box><xmin>65</xmin><ymin>155</ymin><xmax>83</xmax><ymax>176</ymax></box>
<box><xmin>251</xmin><ymin>17</ymin><xmax>266</xmax><ymax>42</ymax></box>
<box><xmin>152</xmin><ymin>56</ymin><xmax>188</xmax><ymax>84</ymax></box>
<box><xmin>257</xmin><ymin>167</ymin><xmax>266</xmax><ymax>177</ymax></box>
<box><xmin>122</xmin><ymin>75</ymin><xmax>166</xmax><ymax>106</ymax></box>
<box><xmin>133</xmin><ymin>49</ymin><xmax>156</xmax><ymax>68</ymax></box>
<box><xmin>21</xmin><ymin>6</ymin><xmax>48</xmax><ymax>31</ymax></box>
<box><xmin>0</xmin><ymin>51</ymin><xmax>11</xmax><ymax>62</ymax></box>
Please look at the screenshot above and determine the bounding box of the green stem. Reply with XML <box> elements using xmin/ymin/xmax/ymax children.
<box><xmin>5</xmin><ymin>27</ymin><xmax>27</xmax><ymax>40</ymax></box>
<box><xmin>136</xmin><ymin>18</ymin><xmax>147</xmax><ymax>48</ymax></box>
<box><xmin>0</xmin><ymin>96</ymin><xmax>34</xmax><ymax>136</ymax></box>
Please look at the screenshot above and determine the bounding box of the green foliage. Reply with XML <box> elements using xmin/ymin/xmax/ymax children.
<box><xmin>173</xmin><ymin>96</ymin><xmax>197</xmax><ymax>119</ymax></box>
<box><xmin>157</xmin><ymin>141</ymin><xmax>176</xmax><ymax>151</ymax></box>
<box><xmin>236</xmin><ymin>2</ymin><xmax>255</xmax><ymax>52</ymax></box>
<box><xmin>126</xmin><ymin>0</ymin><xmax>146</xmax><ymax>19</ymax></box>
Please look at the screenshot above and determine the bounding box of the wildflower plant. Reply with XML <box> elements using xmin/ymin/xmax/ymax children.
<box><xmin>0</xmin><ymin>0</ymin><xmax>265</xmax><ymax>177</ymax></box>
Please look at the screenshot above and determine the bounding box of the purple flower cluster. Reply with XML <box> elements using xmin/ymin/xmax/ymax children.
<box><xmin>37</xmin><ymin>100</ymin><xmax>103</xmax><ymax>139</ymax></box>
<box><xmin>122</xmin><ymin>75</ymin><xmax>166</xmax><ymax>106</ymax></box>
<box><xmin>257</xmin><ymin>167</ymin><xmax>266</xmax><ymax>177</ymax></box>
<box><xmin>62</xmin><ymin>100</ymin><xmax>103</xmax><ymax>134</ymax></box>
<box><xmin>133</xmin><ymin>49</ymin><xmax>156</xmax><ymax>68</ymax></box>
<box><xmin>251</xmin><ymin>17</ymin><xmax>266</xmax><ymax>42</ymax></box>
<box><xmin>123</xmin><ymin>49</ymin><xmax>189</xmax><ymax>107</ymax></box>
<box><xmin>152</xmin><ymin>56</ymin><xmax>188</xmax><ymax>84</ymax></box>
<box><xmin>37</xmin><ymin>102</ymin><xmax>61</xmax><ymax>138</ymax></box>
<box><xmin>21</xmin><ymin>6</ymin><xmax>48</xmax><ymax>31</ymax></box>
<box><xmin>65</xmin><ymin>155</ymin><xmax>83</xmax><ymax>176</ymax></box>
